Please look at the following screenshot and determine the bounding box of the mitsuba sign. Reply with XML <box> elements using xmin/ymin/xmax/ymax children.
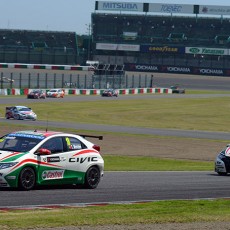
<box><xmin>98</xmin><ymin>1</ymin><xmax>143</xmax><ymax>12</ymax></box>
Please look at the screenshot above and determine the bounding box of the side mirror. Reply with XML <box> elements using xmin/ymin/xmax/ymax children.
<box><xmin>36</xmin><ymin>148</ymin><xmax>51</xmax><ymax>155</ymax></box>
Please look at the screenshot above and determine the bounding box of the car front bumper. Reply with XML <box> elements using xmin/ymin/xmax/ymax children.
<box><xmin>215</xmin><ymin>156</ymin><xmax>227</xmax><ymax>173</ymax></box>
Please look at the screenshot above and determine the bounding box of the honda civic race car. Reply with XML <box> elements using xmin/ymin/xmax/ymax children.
<box><xmin>170</xmin><ymin>85</ymin><xmax>185</xmax><ymax>94</ymax></box>
<box><xmin>0</xmin><ymin>130</ymin><xmax>104</xmax><ymax>190</ymax></box>
<box><xmin>215</xmin><ymin>144</ymin><xmax>230</xmax><ymax>175</ymax></box>
<box><xmin>5</xmin><ymin>106</ymin><xmax>37</xmax><ymax>121</ymax></box>
<box><xmin>46</xmin><ymin>89</ymin><xmax>65</xmax><ymax>98</ymax></box>
<box><xmin>27</xmin><ymin>89</ymin><xmax>46</xmax><ymax>99</ymax></box>
<box><xmin>101</xmin><ymin>89</ymin><xmax>118</xmax><ymax>97</ymax></box>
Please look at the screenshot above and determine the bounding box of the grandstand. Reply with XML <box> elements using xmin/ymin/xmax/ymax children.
<box><xmin>1</xmin><ymin>1</ymin><xmax>230</xmax><ymax>77</ymax></box>
<box><xmin>0</xmin><ymin>29</ymin><xmax>89</xmax><ymax>65</ymax></box>
<box><xmin>91</xmin><ymin>1</ymin><xmax>230</xmax><ymax>76</ymax></box>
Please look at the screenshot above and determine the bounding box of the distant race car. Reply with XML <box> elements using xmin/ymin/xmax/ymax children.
<box><xmin>0</xmin><ymin>130</ymin><xmax>104</xmax><ymax>190</ymax></box>
<box><xmin>27</xmin><ymin>89</ymin><xmax>46</xmax><ymax>99</ymax></box>
<box><xmin>215</xmin><ymin>144</ymin><xmax>230</xmax><ymax>176</ymax></box>
<box><xmin>5</xmin><ymin>106</ymin><xmax>37</xmax><ymax>121</ymax></box>
<box><xmin>101</xmin><ymin>89</ymin><xmax>118</xmax><ymax>97</ymax></box>
<box><xmin>46</xmin><ymin>89</ymin><xmax>64</xmax><ymax>98</ymax></box>
<box><xmin>170</xmin><ymin>85</ymin><xmax>185</xmax><ymax>94</ymax></box>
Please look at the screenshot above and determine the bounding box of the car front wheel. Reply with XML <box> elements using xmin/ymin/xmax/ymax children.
<box><xmin>218</xmin><ymin>172</ymin><xmax>227</xmax><ymax>176</ymax></box>
<box><xmin>84</xmin><ymin>166</ymin><xmax>101</xmax><ymax>189</ymax></box>
<box><xmin>18</xmin><ymin>167</ymin><xmax>36</xmax><ymax>190</ymax></box>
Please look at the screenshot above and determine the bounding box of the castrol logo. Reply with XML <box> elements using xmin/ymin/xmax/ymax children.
<box><xmin>42</xmin><ymin>170</ymin><xmax>64</xmax><ymax>180</ymax></box>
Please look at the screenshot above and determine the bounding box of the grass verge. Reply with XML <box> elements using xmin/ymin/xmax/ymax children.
<box><xmin>104</xmin><ymin>155</ymin><xmax>213</xmax><ymax>171</ymax></box>
<box><xmin>2</xmin><ymin>94</ymin><xmax>230</xmax><ymax>132</ymax></box>
<box><xmin>0</xmin><ymin>199</ymin><xmax>230</xmax><ymax>229</ymax></box>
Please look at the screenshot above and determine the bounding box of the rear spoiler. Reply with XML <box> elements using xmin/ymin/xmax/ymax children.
<box><xmin>6</xmin><ymin>106</ymin><xmax>13</xmax><ymax>111</ymax></box>
<box><xmin>78</xmin><ymin>134</ymin><xmax>103</xmax><ymax>140</ymax></box>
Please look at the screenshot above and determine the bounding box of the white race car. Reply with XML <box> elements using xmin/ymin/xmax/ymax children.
<box><xmin>46</xmin><ymin>89</ymin><xmax>65</xmax><ymax>98</ymax></box>
<box><xmin>0</xmin><ymin>130</ymin><xmax>104</xmax><ymax>190</ymax></box>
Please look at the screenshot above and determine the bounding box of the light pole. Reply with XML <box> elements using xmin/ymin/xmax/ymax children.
<box><xmin>86</xmin><ymin>24</ymin><xmax>91</xmax><ymax>61</ymax></box>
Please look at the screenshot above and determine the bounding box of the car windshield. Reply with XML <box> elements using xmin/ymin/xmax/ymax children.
<box><xmin>18</xmin><ymin>107</ymin><xmax>31</xmax><ymax>112</ymax></box>
<box><xmin>0</xmin><ymin>135</ymin><xmax>43</xmax><ymax>152</ymax></box>
<box><xmin>49</xmin><ymin>90</ymin><xmax>57</xmax><ymax>92</ymax></box>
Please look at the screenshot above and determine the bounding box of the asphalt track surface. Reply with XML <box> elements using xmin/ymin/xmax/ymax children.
<box><xmin>1</xmin><ymin>74</ymin><xmax>230</xmax><ymax>208</ymax></box>
<box><xmin>0</xmin><ymin>171</ymin><xmax>229</xmax><ymax>208</ymax></box>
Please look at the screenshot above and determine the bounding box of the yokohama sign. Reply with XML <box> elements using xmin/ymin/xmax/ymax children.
<box><xmin>125</xmin><ymin>63</ymin><xmax>229</xmax><ymax>76</ymax></box>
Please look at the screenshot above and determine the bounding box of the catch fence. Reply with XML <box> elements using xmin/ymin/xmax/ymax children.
<box><xmin>0</xmin><ymin>72</ymin><xmax>153</xmax><ymax>90</ymax></box>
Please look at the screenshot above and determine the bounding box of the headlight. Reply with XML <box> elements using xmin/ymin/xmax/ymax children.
<box><xmin>220</xmin><ymin>151</ymin><xmax>225</xmax><ymax>156</ymax></box>
<box><xmin>0</xmin><ymin>162</ymin><xmax>18</xmax><ymax>169</ymax></box>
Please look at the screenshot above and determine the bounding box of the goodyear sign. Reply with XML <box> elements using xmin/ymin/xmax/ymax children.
<box><xmin>141</xmin><ymin>45</ymin><xmax>185</xmax><ymax>53</ymax></box>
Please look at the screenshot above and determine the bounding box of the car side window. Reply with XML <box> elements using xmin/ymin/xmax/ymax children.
<box><xmin>65</xmin><ymin>137</ymin><xmax>86</xmax><ymax>151</ymax></box>
<box><xmin>40</xmin><ymin>137</ymin><xmax>63</xmax><ymax>154</ymax></box>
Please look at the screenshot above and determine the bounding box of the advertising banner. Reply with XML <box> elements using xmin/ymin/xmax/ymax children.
<box><xmin>141</xmin><ymin>45</ymin><xmax>185</xmax><ymax>54</ymax></box>
<box><xmin>193</xmin><ymin>67</ymin><xmax>226</xmax><ymax>76</ymax></box>
<box><xmin>97</xmin><ymin>1</ymin><xmax>144</xmax><ymax>12</ymax></box>
<box><xmin>96</xmin><ymin>43</ymin><xmax>118</xmax><ymax>50</ymax></box>
<box><xmin>199</xmin><ymin>5</ymin><xmax>230</xmax><ymax>15</ymax></box>
<box><xmin>125</xmin><ymin>63</ymin><xmax>230</xmax><ymax>76</ymax></box>
<box><xmin>149</xmin><ymin>3</ymin><xmax>194</xmax><ymax>14</ymax></box>
<box><xmin>125</xmin><ymin>63</ymin><xmax>159</xmax><ymax>72</ymax></box>
<box><xmin>186</xmin><ymin>47</ymin><xmax>229</xmax><ymax>55</ymax></box>
<box><xmin>96</xmin><ymin>43</ymin><xmax>140</xmax><ymax>51</ymax></box>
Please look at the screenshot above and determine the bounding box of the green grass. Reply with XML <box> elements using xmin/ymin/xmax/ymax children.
<box><xmin>104</xmin><ymin>155</ymin><xmax>213</xmax><ymax>171</ymax></box>
<box><xmin>187</xmin><ymin>89</ymin><xmax>230</xmax><ymax>94</ymax></box>
<box><xmin>2</xmin><ymin>96</ymin><xmax>230</xmax><ymax>132</ymax></box>
<box><xmin>0</xmin><ymin>91</ymin><xmax>228</xmax><ymax>228</ymax></box>
<box><xmin>0</xmin><ymin>199</ymin><xmax>230</xmax><ymax>229</ymax></box>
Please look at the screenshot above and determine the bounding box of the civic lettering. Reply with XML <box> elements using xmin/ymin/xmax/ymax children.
<box><xmin>69</xmin><ymin>157</ymin><xmax>98</xmax><ymax>163</ymax></box>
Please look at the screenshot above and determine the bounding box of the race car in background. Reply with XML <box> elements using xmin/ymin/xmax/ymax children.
<box><xmin>46</xmin><ymin>89</ymin><xmax>65</xmax><ymax>98</ymax></box>
<box><xmin>5</xmin><ymin>106</ymin><xmax>37</xmax><ymax>120</ymax></box>
<box><xmin>0</xmin><ymin>130</ymin><xmax>104</xmax><ymax>190</ymax></box>
<box><xmin>170</xmin><ymin>85</ymin><xmax>185</xmax><ymax>94</ymax></box>
<box><xmin>215</xmin><ymin>144</ymin><xmax>230</xmax><ymax>176</ymax></box>
<box><xmin>101</xmin><ymin>89</ymin><xmax>118</xmax><ymax>97</ymax></box>
<box><xmin>27</xmin><ymin>89</ymin><xmax>46</xmax><ymax>99</ymax></box>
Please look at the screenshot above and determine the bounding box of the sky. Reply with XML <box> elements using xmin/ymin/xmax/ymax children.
<box><xmin>0</xmin><ymin>0</ymin><xmax>229</xmax><ymax>35</ymax></box>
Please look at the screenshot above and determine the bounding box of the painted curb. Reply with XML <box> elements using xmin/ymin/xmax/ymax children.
<box><xmin>0</xmin><ymin>88</ymin><xmax>172</xmax><ymax>96</ymax></box>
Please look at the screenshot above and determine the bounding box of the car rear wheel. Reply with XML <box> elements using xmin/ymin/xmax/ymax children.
<box><xmin>84</xmin><ymin>166</ymin><xmax>101</xmax><ymax>189</ymax></box>
<box><xmin>18</xmin><ymin>167</ymin><xmax>36</xmax><ymax>190</ymax></box>
<box><xmin>14</xmin><ymin>114</ymin><xmax>20</xmax><ymax>120</ymax></box>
